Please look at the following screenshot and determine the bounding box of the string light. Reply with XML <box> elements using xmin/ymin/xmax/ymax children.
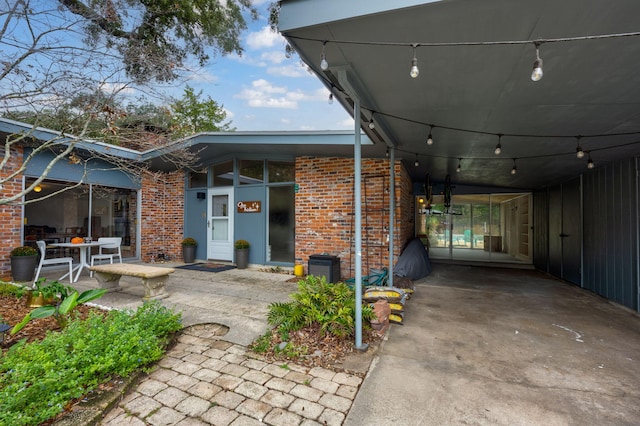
<box><xmin>587</xmin><ymin>153</ymin><xmax>594</xmax><ymax>169</ymax></box>
<box><xmin>456</xmin><ymin>158</ymin><xmax>462</xmax><ymax>173</ymax></box>
<box><xmin>369</xmin><ymin>112</ymin><xmax>375</xmax><ymax>129</ymax></box>
<box><xmin>494</xmin><ymin>134</ymin><xmax>503</xmax><ymax>155</ymax></box>
<box><xmin>511</xmin><ymin>158</ymin><xmax>517</xmax><ymax>175</ymax></box>
<box><xmin>385</xmin><ymin>149</ymin><xmax>389</xmax><ymax>158</ymax></box>
<box><xmin>531</xmin><ymin>42</ymin><xmax>544</xmax><ymax>81</ymax></box>
<box><xmin>426</xmin><ymin>125</ymin><xmax>434</xmax><ymax>145</ymax></box>
<box><xmin>410</xmin><ymin>44</ymin><xmax>419</xmax><ymax>78</ymax></box>
<box><xmin>328</xmin><ymin>93</ymin><xmax>333</xmax><ymax>104</ymax></box>
<box><xmin>576</xmin><ymin>136</ymin><xmax>584</xmax><ymax>158</ymax></box>
<box><xmin>414</xmin><ymin>153</ymin><xmax>419</xmax><ymax>167</ymax></box>
<box><xmin>320</xmin><ymin>41</ymin><xmax>329</xmax><ymax>71</ymax></box>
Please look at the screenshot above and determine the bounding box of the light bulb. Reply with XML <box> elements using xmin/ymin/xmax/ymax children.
<box><xmin>385</xmin><ymin>149</ymin><xmax>389</xmax><ymax>158</ymax></box>
<box><xmin>456</xmin><ymin>164</ymin><xmax>461</xmax><ymax>173</ymax></box>
<box><xmin>426</xmin><ymin>133</ymin><xmax>433</xmax><ymax>145</ymax></box>
<box><xmin>414</xmin><ymin>154</ymin><xmax>419</xmax><ymax>167</ymax></box>
<box><xmin>511</xmin><ymin>166</ymin><xmax>517</xmax><ymax>175</ymax></box>
<box><xmin>410</xmin><ymin>58</ymin><xmax>419</xmax><ymax>78</ymax></box>
<box><xmin>320</xmin><ymin>42</ymin><xmax>329</xmax><ymax>70</ymax></box>
<box><xmin>494</xmin><ymin>144</ymin><xmax>502</xmax><ymax>155</ymax></box>
<box><xmin>587</xmin><ymin>156</ymin><xmax>594</xmax><ymax>169</ymax></box>
<box><xmin>369</xmin><ymin>120</ymin><xmax>375</xmax><ymax>130</ymax></box>
<box><xmin>531</xmin><ymin>59</ymin><xmax>543</xmax><ymax>81</ymax></box>
<box><xmin>328</xmin><ymin>93</ymin><xmax>333</xmax><ymax>104</ymax></box>
<box><xmin>576</xmin><ymin>147</ymin><xmax>584</xmax><ymax>159</ymax></box>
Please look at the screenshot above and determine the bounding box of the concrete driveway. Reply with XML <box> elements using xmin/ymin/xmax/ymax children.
<box><xmin>346</xmin><ymin>264</ymin><xmax>640</xmax><ymax>425</ymax></box>
<box><xmin>40</xmin><ymin>262</ymin><xmax>640</xmax><ymax>424</ymax></box>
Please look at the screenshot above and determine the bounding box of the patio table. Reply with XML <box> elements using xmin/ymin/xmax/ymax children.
<box><xmin>49</xmin><ymin>241</ymin><xmax>107</xmax><ymax>283</ymax></box>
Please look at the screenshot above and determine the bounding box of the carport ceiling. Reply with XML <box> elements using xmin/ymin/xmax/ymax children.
<box><xmin>279</xmin><ymin>0</ymin><xmax>640</xmax><ymax>190</ymax></box>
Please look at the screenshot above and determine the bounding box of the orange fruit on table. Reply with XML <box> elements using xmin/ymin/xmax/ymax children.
<box><xmin>71</xmin><ymin>237</ymin><xmax>84</xmax><ymax>244</ymax></box>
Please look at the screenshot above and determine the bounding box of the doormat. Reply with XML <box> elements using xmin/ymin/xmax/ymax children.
<box><xmin>176</xmin><ymin>263</ymin><xmax>237</xmax><ymax>272</ymax></box>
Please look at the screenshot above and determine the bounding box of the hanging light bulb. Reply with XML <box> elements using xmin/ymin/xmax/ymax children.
<box><xmin>426</xmin><ymin>125</ymin><xmax>434</xmax><ymax>145</ymax></box>
<box><xmin>369</xmin><ymin>112</ymin><xmax>375</xmax><ymax>129</ymax></box>
<box><xmin>531</xmin><ymin>42</ymin><xmax>544</xmax><ymax>81</ymax></box>
<box><xmin>587</xmin><ymin>153</ymin><xmax>594</xmax><ymax>169</ymax></box>
<box><xmin>328</xmin><ymin>93</ymin><xmax>333</xmax><ymax>104</ymax></box>
<box><xmin>320</xmin><ymin>41</ymin><xmax>329</xmax><ymax>71</ymax></box>
<box><xmin>456</xmin><ymin>158</ymin><xmax>462</xmax><ymax>173</ymax></box>
<box><xmin>494</xmin><ymin>134</ymin><xmax>503</xmax><ymax>155</ymax></box>
<box><xmin>409</xmin><ymin>44</ymin><xmax>419</xmax><ymax>78</ymax></box>
<box><xmin>511</xmin><ymin>158</ymin><xmax>517</xmax><ymax>175</ymax></box>
<box><xmin>414</xmin><ymin>153</ymin><xmax>419</xmax><ymax>167</ymax></box>
<box><xmin>575</xmin><ymin>136</ymin><xmax>584</xmax><ymax>159</ymax></box>
<box><xmin>385</xmin><ymin>149</ymin><xmax>389</xmax><ymax>158</ymax></box>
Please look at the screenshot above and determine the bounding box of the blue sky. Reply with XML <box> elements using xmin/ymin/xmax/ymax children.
<box><xmin>172</xmin><ymin>1</ymin><xmax>354</xmax><ymax>132</ymax></box>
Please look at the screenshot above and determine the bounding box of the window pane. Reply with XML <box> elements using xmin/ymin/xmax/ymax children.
<box><xmin>189</xmin><ymin>170</ymin><xmax>208</xmax><ymax>188</ymax></box>
<box><xmin>239</xmin><ymin>159</ymin><xmax>264</xmax><ymax>185</ymax></box>
<box><xmin>268</xmin><ymin>160</ymin><xmax>295</xmax><ymax>183</ymax></box>
<box><xmin>212</xmin><ymin>161</ymin><xmax>234</xmax><ymax>187</ymax></box>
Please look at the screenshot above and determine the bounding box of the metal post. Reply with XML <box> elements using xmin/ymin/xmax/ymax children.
<box><xmin>388</xmin><ymin>147</ymin><xmax>395</xmax><ymax>286</ymax></box>
<box><xmin>354</xmin><ymin>99</ymin><xmax>367</xmax><ymax>351</ymax></box>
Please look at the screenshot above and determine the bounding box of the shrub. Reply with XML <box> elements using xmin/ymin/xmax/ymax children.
<box><xmin>0</xmin><ymin>301</ymin><xmax>182</xmax><ymax>426</ymax></box>
<box><xmin>10</xmin><ymin>246</ymin><xmax>37</xmax><ymax>257</ymax></box>
<box><xmin>235</xmin><ymin>239</ymin><xmax>250</xmax><ymax>249</ymax></box>
<box><xmin>181</xmin><ymin>237</ymin><xmax>197</xmax><ymax>246</ymax></box>
<box><xmin>267</xmin><ymin>275</ymin><xmax>374</xmax><ymax>339</ymax></box>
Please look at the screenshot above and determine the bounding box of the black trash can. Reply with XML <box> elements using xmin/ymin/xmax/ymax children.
<box><xmin>308</xmin><ymin>254</ymin><xmax>341</xmax><ymax>283</ymax></box>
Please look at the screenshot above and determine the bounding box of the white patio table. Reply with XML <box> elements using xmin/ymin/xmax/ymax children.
<box><xmin>49</xmin><ymin>241</ymin><xmax>107</xmax><ymax>283</ymax></box>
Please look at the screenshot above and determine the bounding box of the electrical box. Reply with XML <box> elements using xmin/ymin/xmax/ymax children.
<box><xmin>308</xmin><ymin>254</ymin><xmax>340</xmax><ymax>283</ymax></box>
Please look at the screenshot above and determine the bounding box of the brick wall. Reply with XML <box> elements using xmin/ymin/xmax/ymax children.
<box><xmin>295</xmin><ymin>157</ymin><xmax>413</xmax><ymax>280</ymax></box>
<box><xmin>0</xmin><ymin>146</ymin><xmax>25</xmax><ymax>280</ymax></box>
<box><xmin>140</xmin><ymin>170</ymin><xmax>184</xmax><ymax>262</ymax></box>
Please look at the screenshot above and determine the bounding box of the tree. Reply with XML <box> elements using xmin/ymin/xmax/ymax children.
<box><xmin>0</xmin><ymin>0</ymin><xmax>255</xmax><ymax>205</ymax></box>
<box><xmin>170</xmin><ymin>85</ymin><xmax>234</xmax><ymax>136</ymax></box>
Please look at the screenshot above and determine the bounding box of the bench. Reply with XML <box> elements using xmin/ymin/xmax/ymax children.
<box><xmin>89</xmin><ymin>263</ymin><xmax>175</xmax><ymax>300</ymax></box>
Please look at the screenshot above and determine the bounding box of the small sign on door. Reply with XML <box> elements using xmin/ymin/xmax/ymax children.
<box><xmin>237</xmin><ymin>201</ymin><xmax>261</xmax><ymax>213</ymax></box>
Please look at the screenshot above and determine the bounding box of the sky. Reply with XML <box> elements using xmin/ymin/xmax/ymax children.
<box><xmin>171</xmin><ymin>1</ymin><xmax>354</xmax><ymax>132</ymax></box>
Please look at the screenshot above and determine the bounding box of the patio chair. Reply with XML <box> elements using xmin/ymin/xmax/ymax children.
<box><xmin>34</xmin><ymin>240</ymin><xmax>74</xmax><ymax>284</ymax></box>
<box><xmin>90</xmin><ymin>237</ymin><xmax>122</xmax><ymax>277</ymax></box>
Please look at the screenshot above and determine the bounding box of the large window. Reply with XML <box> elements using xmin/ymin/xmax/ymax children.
<box><xmin>24</xmin><ymin>179</ymin><xmax>137</xmax><ymax>258</ymax></box>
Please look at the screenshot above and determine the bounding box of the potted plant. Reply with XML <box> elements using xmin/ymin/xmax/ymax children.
<box><xmin>10</xmin><ymin>245</ymin><xmax>38</xmax><ymax>282</ymax></box>
<box><xmin>235</xmin><ymin>239</ymin><xmax>250</xmax><ymax>269</ymax></box>
<box><xmin>181</xmin><ymin>237</ymin><xmax>197</xmax><ymax>263</ymax></box>
<box><xmin>26</xmin><ymin>279</ymin><xmax>72</xmax><ymax>308</ymax></box>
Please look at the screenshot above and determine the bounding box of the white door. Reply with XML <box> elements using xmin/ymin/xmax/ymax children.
<box><xmin>207</xmin><ymin>188</ymin><xmax>233</xmax><ymax>261</ymax></box>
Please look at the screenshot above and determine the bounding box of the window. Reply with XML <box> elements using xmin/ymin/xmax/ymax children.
<box><xmin>212</xmin><ymin>161</ymin><xmax>234</xmax><ymax>187</ymax></box>
<box><xmin>189</xmin><ymin>170</ymin><xmax>208</xmax><ymax>188</ymax></box>
<box><xmin>238</xmin><ymin>159</ymin><xmax>264</xmax><ymax>185</ymax></box>
<box><xmin>268</xmin><ymin>160</ymin><xmax>295</xmax><ymax>183</ymax></box>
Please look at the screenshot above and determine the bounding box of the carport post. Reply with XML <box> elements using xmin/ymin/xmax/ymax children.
<box><xmin>353</xmin><ymin>99</ymin><xmax>367</xmax><ymax>351</ymax></box>
<box><xmin>388</xmin><ymin>147</ymin><xmax>395</xmax><ymax>286</ymax></box>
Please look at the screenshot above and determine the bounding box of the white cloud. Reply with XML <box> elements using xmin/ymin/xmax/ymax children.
<box><xmin>267</xmin><ymin>64</ymin><xmax>308</xmax><ymax>78</ymax></box>
<box><xmin>245</xmin><ymin>26</ymin><xmax>283</xmax><ymax>50</ymax></box>
<box><xmin>339</xmin><ymin>118</ymin><xmax>355</xmax><ymax>128</ymax></box>
<box><xmin>235</xmin><ymin>79</ymin><xmax>334</xmax><ymax>110</ymax></box>
<box><xmin>260</xmin><ymin>50</ymin><xmax>287</xmax><ymax>64</ymax></box>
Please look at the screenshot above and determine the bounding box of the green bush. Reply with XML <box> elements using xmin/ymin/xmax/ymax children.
<box><xmin>267</xmin><ymin>275</ymin><xmax>374</xmax><ymax>338</ymax></box>
<box><xmin>9</xmin><ymin>246</ymin><xmax>37</xmax><ymax>257</ymax></box>
<box><xmin>0</xmin><ymin>301</ymin><xmax>182</xmax><ymax>426</ymax></box>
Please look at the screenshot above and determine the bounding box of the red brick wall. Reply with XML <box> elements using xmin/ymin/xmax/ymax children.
<box><xmin>0</xmin><ymin>146</ymin><xmax>25</xmax><ymax>280</ymax></box>
<box><xmin>140</xmin><ymin>170</ymin><xmax>184</xmax><ymax>262</ymax></box>
<box><xmin>295</xmin><ymin>157</ymin><xmax>413</xmax><ymax>280</ymax></box>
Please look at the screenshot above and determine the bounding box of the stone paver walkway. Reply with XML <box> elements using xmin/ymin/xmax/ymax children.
<box><xmin>100</xmin><ymin>324</ymin><xmax>363</xmax><ymax>426</ymax></box>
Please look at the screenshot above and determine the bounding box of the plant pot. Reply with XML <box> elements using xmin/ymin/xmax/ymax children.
<box><xmin>182</xmin><ymin>245</ymin><xmax>197</xmax><ymax>263</ymax></box>
<box><xmin>26</xmin><ymin>291</ymin><xmax>55</xmax><ymax>308</ymax></box>
<box><xmin>235</xmin><ymin>248</ymin><xmax>249</xmax><ymax>269</ymax></box>
<box><xmin>10</xmin><ymin>254</ymin><xmax>38</xmax><ymax>282</ymax></box>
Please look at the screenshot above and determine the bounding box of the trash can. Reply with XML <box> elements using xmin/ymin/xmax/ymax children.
<box><xmin>308</xmin><ymin>254</ymin><xmax>340</xmax><ymax>283</ymax></box>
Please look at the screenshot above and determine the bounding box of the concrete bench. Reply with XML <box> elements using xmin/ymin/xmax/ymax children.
<box><xmin>89</xmin><ymin>263</ymin><xmax>175</xmax><ymax>300</ymax></box>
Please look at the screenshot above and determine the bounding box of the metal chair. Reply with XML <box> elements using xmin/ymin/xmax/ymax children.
<box><xmin>90</xmin><ymin>237</ymin><xmax>122</xmax><ymax>277</ymax></box>
<box><xmin>34</xmin><ymin>240</ymin><xmax>74</xmax><ymax>284</ymax></box>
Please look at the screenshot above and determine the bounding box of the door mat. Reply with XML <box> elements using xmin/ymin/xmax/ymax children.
<box><xmin>176</xmin><ymin>263</ymin><xmax>237</xmax><ymax>272</ymax></box>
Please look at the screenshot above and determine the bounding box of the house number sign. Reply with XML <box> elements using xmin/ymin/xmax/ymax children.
<box><xmin>237</xmin><ymin>201</ymin><xmax>261</xmax><ymax>213</ymax></box>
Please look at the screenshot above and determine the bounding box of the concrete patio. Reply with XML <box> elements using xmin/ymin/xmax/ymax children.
<box><xmin>38</xmin><ymin>262</ymin><xmax>640</xmax><ymax>425</ymax></box>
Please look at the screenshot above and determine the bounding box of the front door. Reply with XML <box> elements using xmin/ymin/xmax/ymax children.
<box><xmin>207</xmin><ymin>188</ymin><xmax>233</xmax><ymax>261</ymax></box>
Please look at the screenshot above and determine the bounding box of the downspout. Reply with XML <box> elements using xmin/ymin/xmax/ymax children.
<box><xmin>388</xmin><ymin>148</ymin><xmax>395</xmax><ymax>286</ymax></box>
<box><xmin>636</xmin><ymin>157</ymin><xmax>639</xmax><ymax>312</ymax></box>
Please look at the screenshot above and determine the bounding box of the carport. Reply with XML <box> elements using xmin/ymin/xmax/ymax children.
<box><xmin>278</xmin><ymin>1</ymin><xmax>640</xmax><ymax>313</ymax></box>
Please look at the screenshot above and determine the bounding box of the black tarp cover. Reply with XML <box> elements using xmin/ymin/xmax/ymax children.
<box><xmin>394</xmin><ymin>238</ymin><xmax>432</xmax><ymax>280</ymax></box>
